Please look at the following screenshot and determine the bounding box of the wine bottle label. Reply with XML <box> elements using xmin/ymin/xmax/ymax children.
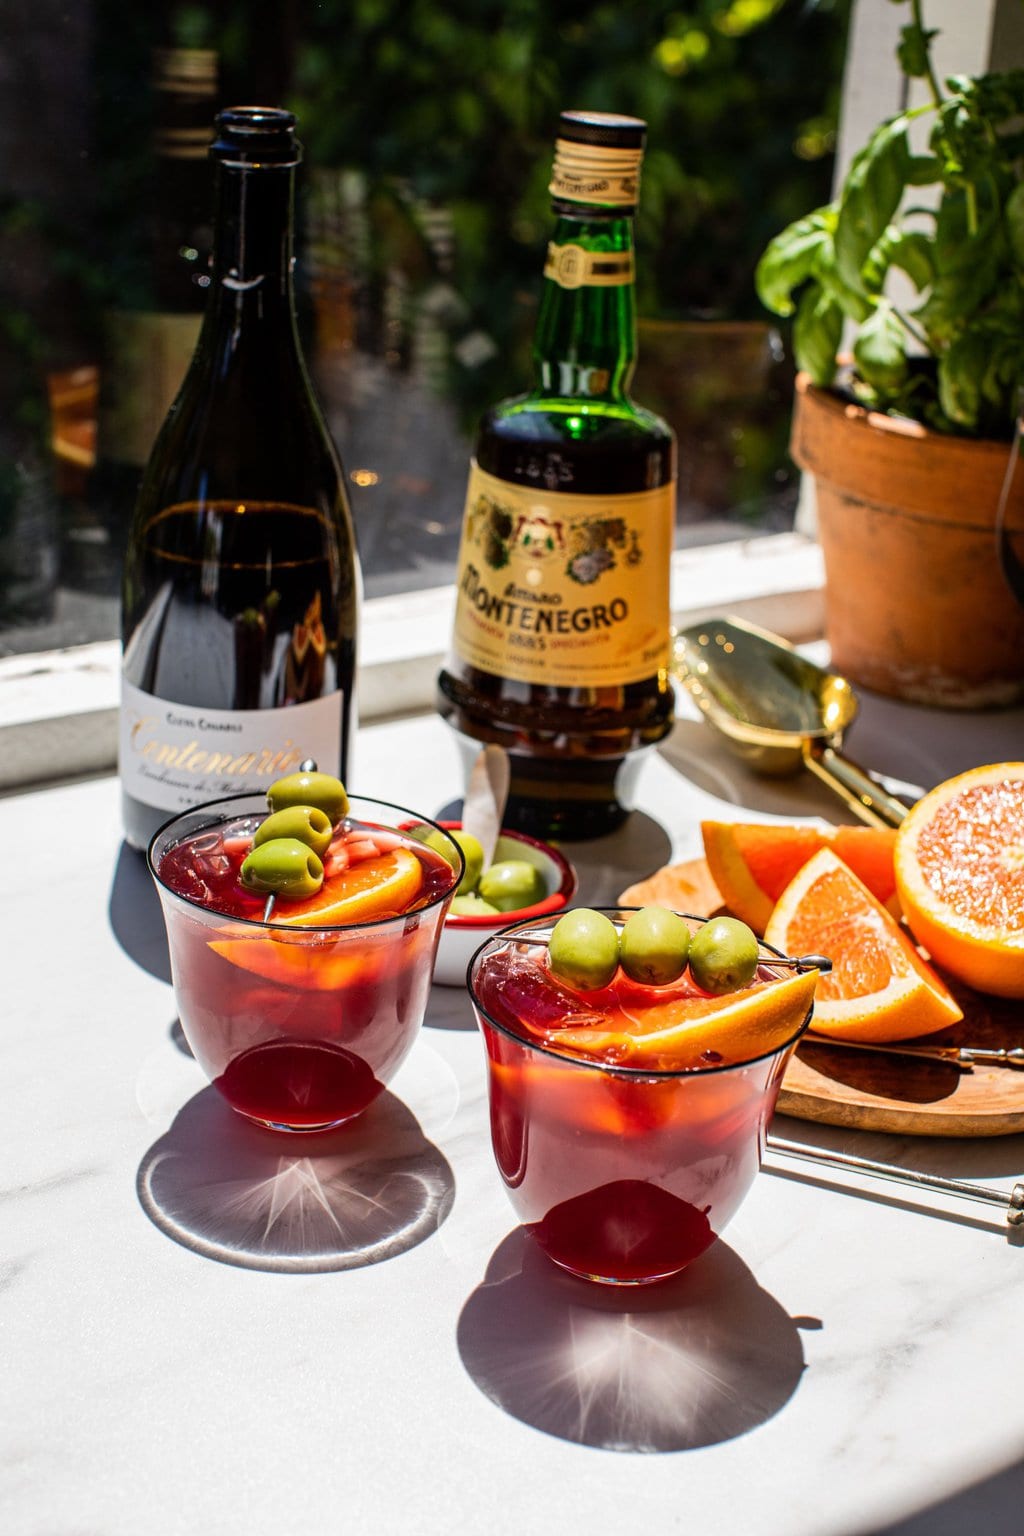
<box><xmin>101</xmin><ymin>310</ymin><xmax>202</xmax><ymax>467</ymax></box>
<box><xmin>543</xmin><ymin>243</ymin><xmax>635</xmax><ymax>289</ymax></box>
<box><xmin>450</xmin><ymin>462</ymin><xmax>674</xmax><ymax>688</ymax></box>
<box><xmin>119</xmin><ymin>680</ymin><xmax>344</xmax><ymax>814</ymax></box>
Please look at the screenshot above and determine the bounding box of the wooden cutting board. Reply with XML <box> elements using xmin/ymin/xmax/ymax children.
<box><xmin>620</xmin><ymin>858</ymin><xmax>1024</xmax><ymax>1138</ymax></box>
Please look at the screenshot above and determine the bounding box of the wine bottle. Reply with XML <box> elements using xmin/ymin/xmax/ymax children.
<box><xmin>437</xmin><ymin>111</ymin><xmax>677</xmax><ymax>841</ymax></box>
<box><xmin>120</xmin><ymin>107</ymin><xmax>360</xmax><ymax>850</ymax></box>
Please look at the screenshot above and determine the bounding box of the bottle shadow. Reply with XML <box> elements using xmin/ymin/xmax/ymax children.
<box><xmin>457</xmin><ymin>1229</ymin><xmax>807</xmax><ymax>1452</ymax></box>
<box><xmin>137</xmin><ymin>1085</ymin><xmax>455</xmax><ymax>1273</ymax></box>
<box><xmin>109</xmin><ymin>840</ymin><xmax>171</xmax><ymax>983</ymax></box>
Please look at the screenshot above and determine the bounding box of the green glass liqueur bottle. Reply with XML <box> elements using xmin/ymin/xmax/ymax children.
<box><xmin>438</xmin><ymin>111</ymin><xmax>677</xmax><ymax>840</ymax></box>
<box><xmin>120</xmin><ymin>108</ymin><xmax>360</xmax><ymax>850</ymax></box>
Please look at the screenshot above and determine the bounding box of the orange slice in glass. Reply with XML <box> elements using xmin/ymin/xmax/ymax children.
<box><xmin>272</xmin><ymin>847</ymin><xmax>424</xmax><ymax>927</ymax></box>
<box><xmin>894</xmin><ymin>762</ymin><xmax>1024</xmax><ymax>998</ymax></box>
<box><xmin>551</xmin><ymin>969</ymin><xmax>817</xmax><ymax>1070</ymax></box>
<box><xmin>765</xmin><ymin>848</ymin><xmax>962</xmax><ymax>1042</ymax></box>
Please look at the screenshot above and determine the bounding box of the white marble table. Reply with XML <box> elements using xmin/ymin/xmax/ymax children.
<box><xmin>5</xmin><ymin>698</ymin><xmax>1024</xmax><ymax>1536</ymax></box>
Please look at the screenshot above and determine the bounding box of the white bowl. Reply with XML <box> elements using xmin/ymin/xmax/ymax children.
<box><xmin>432</xmin><ymin>823</ymin><xmax>578</xmax><ymax>987</ymax></box>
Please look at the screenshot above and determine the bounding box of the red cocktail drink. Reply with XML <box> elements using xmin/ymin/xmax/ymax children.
<box><xmin>150</xmin><ymin>794</ymin><xmax>461</xmax><ymax>1130</ymax></box>
<box><xmin>469</xmin><ymin>911</ymin><xmax>814</xmax><ymax>1284</ymax></box>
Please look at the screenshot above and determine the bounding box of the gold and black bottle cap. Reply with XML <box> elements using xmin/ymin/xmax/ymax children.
<box><xmin>549</xmin><ymin>110</ymin><xmax>646</xmax><ymax>211</ymax></box>
<box><xmin>210</xmin><ymin>107</ymin><xmax>302</xmax><ymax>168</ymax></box>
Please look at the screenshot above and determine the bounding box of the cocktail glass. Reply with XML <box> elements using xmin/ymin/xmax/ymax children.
<box><xmin>149</xmin><ymin>793</ymin><xmax>462</xmax><ymax>1132</ymax></box>
<box><xmin>468</xmin><ymin>910</ymin><xmax>814</xmax><ymax>1285</ymax></box>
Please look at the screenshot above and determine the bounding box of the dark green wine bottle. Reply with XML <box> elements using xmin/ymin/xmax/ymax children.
<box><xmin>438</xmin><ymin>111</ymin><xmax>676</xmax><ymax>841</ymax></box>
<box><xmin>120</xmin><ymin>107</ymin><xmax>360</xmax><ymax>850</ymax></box>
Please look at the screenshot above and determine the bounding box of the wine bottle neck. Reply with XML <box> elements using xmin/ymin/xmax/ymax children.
<box><xmin>532</xmin><ymin>210</ymin><xmax>637</xmax><ymax>401</ymax></box>
<box><xmin>205</xmin><ymin>162</ymin><xmax>298</xmax><ymax>334</ymax></box>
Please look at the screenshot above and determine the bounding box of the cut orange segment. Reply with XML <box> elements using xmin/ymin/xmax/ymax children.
<box><xmin>764</xmin><ymin>848</ymin><xmax>962</xmax><ymax>1042</ymax></box>
<box><xmin>206</xmin><ymin>935</ymin><xmax>375</xmax><ymax>991</ymax></box>
<box><xmin>273</xmin><ymin>847</ymin><xmax>424</xmax><ymax>927</ymax></box>
<box><xmin>702</xmin><ymin>820</ymin><xmax>899</xmax><ymax>935</ymax></box>
<box><xmin>551</xmin><ymin>970</ymin><xmax>817</xmax><ymax>1071</ymax></box>
<box><xmin>894</xmin><ymin>762</ymin><xmax>1024</xmax><ymax>999</ymax></box>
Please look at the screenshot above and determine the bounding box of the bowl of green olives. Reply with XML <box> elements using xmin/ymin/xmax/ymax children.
<box><xmin>431</xmin><ymin>823</ymin><xmax>577</xmax><ymax>987</ymax></box>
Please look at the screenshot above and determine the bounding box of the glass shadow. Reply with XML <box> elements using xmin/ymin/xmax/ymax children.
<box><xmin>457</xmin><ymin>1229</ymin><xmax>806</xmax><ymax>1452</ymax></box>
<box><xmin>109</xmin><ymin>839</ymin><xmax>172</xmax><ymax>983</ymax></box>
<box><xmin>138</xmin><ymin>1085</ymin><xmax>454</xmax><ymax>1273</ymax></box>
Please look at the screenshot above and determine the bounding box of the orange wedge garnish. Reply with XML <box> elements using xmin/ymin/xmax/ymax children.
<box><xmin>764</xmin><ymin>848</ymin><xmax>962</xmax><ymax>1042</ymax></box>
<box><xmin>272</xmin><ymin>847</ymin><xmax>424</xmax><ymax>927</ymax></box>
<box><xmin>550</xmin><ymin>970</ymin><xmax>817</xmax><ymax>1071</ymax></box>
<box><xmin>894</xmin><ymin>762</ymin><xmax>1024</xmax><ymax>998</ymax></box>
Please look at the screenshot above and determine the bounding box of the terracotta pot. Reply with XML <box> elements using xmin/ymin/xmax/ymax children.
<box><xmin>791</xmin><ymin>374</ymin><xmax>1024</xmax><ymax>707</ymax></box>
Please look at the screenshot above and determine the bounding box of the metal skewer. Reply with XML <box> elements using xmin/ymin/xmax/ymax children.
<box><xmin>766</xmin><ymin>1135</ymin><xmax>1024</xmax><ymax>1227</ymax></box>
<box><xmin>261</xmin><ymin>756</ymin><xmax>319</xmax><ymax>922</ymax></box>
<box><xmin>800</xmin><ymin>1034</ymin><xmax>1024</xmax><ymax>1072</ymax></box>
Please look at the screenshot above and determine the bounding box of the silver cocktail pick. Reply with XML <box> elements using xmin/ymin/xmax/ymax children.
<box><xmin>800</xmin><ymin>1035</ymin><xmax>1024</xmax><ymax>1073</ymax></box>
<box><xmin>766</xmin><ymin>1135</ymin><xmax>1024</xmax><ymax>1228</ymax></box>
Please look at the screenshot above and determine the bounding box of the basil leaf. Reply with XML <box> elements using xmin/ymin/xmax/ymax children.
<box><xmin>1006</xmin><ymin>183</ymin><xmax>1024</xmax><ymax>268</ymax></box>
<box><xmin>834</xmin><ymin>117</ymin><xmax>912</xmax><ymax>294</ymax></box>
<box><xmin>755</xmin><ymin>208</ymin><xmax>836</xmax><ymax>317</ymax></box>
<box><xmin>862</xmin><ymin>227</ymin><xmax>934</xmax><ymax>294</ymax></box>
<box><xmin>793</xmin><ymin>283</ymin><xmax>843</xmax><ymax>387</ymax></box>
<box><xmin>853</xmin><ymin>299</ymin><xmax>908</xmax><ymax>393</ymax></box>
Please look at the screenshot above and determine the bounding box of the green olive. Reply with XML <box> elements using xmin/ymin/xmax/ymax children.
<box><xmin>619</xmin><ymin>906</ymin><xmax>691</xmax><ymax>986</ymax></box>
<box><xmin>548</xmin><ymin>908</ymin><xmax>620</xmax><ymax>991</ymax></box>
<box><xmin>688</xmin><ymin>916</ymin><xmax>760</xmax><ymax>995</ymax></box>
<box><xmin>240</xmin><ymin>837</ymin><xmax>324</xmax><ymax>898</ymax></box>
<box><xmin>449</xmin><ymin>893</ymin><xmax>501</xmax><ymax>917</ymax></box>
<box><xmin>254</xmin><ymin>805</ymin><xmax>333</xmax><ymax>858</ymax></box>
<box><xmin>267</xmin><ymin>771</ymin><xmax>349</xmax><ymax>826</ymax></box>
<box><xmin>423</xmin><ymin>828</ymin><xmax>484</xmax><ymax>896</ymax></box>
<box><xmin>478</xmin><ymin>859</ymin><xmax>547</xmax><ymax>913</ymax></box>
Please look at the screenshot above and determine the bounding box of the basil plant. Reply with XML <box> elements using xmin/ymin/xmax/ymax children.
<box><xmin>756</xmin><ymin>0</ymin><xmax>1024</xmax><ymax>440</ymax></box>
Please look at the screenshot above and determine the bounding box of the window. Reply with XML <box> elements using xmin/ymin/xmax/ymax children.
<box><xmin>1</xmin><ymin>0</ymin><xmax>851</xmax><ymax>662</ymax></box>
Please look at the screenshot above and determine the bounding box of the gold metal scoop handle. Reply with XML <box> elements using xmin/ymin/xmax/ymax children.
<box><xmin>801</xmin><ymin>739</ymin><xmax>908</xmax><ymax>828</ymax></box>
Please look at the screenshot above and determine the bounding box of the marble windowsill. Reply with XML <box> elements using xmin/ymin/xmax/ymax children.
<box><xmin>0</xmin><ymin>532</ymin><xmax>823</xmax><ymax>794</ymax></box>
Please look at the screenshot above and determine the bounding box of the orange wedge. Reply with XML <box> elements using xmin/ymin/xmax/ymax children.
<box><xmin>206</xmin><ymin>934</ymin><xmax>377</xmax><ymax>992</ymax></box>
<box><xmin>702</xmin><ymin>820</ymin><xmax>899</xmax><ymax>934</ymax></box>
<box><xmin>764</xmin><ymin>848</ymin><xmax>962</xmax><ymax>1042</ymax></box>
<box><xmin>550</xmin><ymin>970</ymin><xmax>816</xmax><ymax>1071</ymax></box>
<box><xmin>273</xmin><ymin>847</ymin><xmax>424</xmax><ymax>927</ymax></box>
<box><xmin>894</xmin><ymin>763</ymin><xmax>1024</xmax><ymax>998</ymax></box>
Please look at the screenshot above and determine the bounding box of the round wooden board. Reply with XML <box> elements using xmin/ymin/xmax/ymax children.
<box><xmin>620</xmin><ymin>857</ymin><xmax>1024</xmax><ymax>1138</ymax></box>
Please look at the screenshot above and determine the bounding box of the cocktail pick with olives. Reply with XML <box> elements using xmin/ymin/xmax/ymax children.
<box><xmin>241</xmin><ymin>760</ymin><xmax>350</xmax><ymax>922</ymax></box>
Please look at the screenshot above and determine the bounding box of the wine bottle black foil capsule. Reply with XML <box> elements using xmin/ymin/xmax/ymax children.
<box><xmin>120</xmin><ymin>108</ymin><xmax>360</xmax><ymax>850</ymax></box>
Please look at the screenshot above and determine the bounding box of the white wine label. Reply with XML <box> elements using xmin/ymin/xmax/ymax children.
<box><xmin>543</xmin><ymin>243</ymin><xmax>635</xmax><ymax>289</ymax></box>
<box><xmin>119</xmin><ymin>680</ymin><xmax>343</xmax><ymax>814</ymax></box>
<box><xmin>450</xmin><ymin>463</ymin><xmax>674</xmax><ymax>689</ymax></box>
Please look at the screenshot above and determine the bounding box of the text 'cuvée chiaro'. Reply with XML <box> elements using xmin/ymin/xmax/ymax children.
<box><xmin>438</xmin><ymin>110</ymin><xmax>677</xmax><ymax>841</ymax></box>
<box><xmin>120</xmin><ymin>107</ymin><xmax>359</xmax><ymax>850</ymax></box>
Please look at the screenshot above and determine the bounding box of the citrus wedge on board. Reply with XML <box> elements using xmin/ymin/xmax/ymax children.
<box><xmin>894</xmin><ymin>762</ymin><xmax>1024</xmax><ymax>999</ymax></box>
<box><xmin>548</xmin><ymin>969</ymin><xmax>816</xmax><ymax>1071</ymax></box>
<box><xmin>702</xmin><ymin>821</ymin><xmax>899</xmax><ymax>934</ymax></box>
<box><xmin>272</xmin><ymin>847</ymin><xmax>424</xmax><ymax>927</ymax></box>
<box><xmin>764</xmin><ymin>848</ymin><xmax>962</xmax><ymax>1042</ymax></box>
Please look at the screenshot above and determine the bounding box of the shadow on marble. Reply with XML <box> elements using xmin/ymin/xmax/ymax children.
<box><xmin>866</xmin><ymin>1455</ymin><xmax>1024</xmax><ymax>1536</ymax></box>
<box><xmin>764</xmin><ymin>1163</ymin><xmax>1024</xmax><ymax>1244</ymax></box>
<box><xmin>457</xmin><ymin>1229</ymin><xmax>805</xmax><ymax>1452</ymax></box>
<box><xmin>169</xmin><ymin>1019</ymin><xmax>193</xmax><ymax>1056</ymax></box>
<box><xmin>137</xmin><ymin>1085</ymin><xmax>454</xmax><ymax>1272</ymax></box>
<box><xmin>109</xmin><ymin>840</ymin><xmax>171</xmax><ymax>983</ymax></box>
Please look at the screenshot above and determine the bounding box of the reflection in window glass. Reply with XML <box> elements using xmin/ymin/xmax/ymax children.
<box><xmin>0</xmin><ymin>0</ymin><xmax>850</xmax><ymax>657</ymax></box>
